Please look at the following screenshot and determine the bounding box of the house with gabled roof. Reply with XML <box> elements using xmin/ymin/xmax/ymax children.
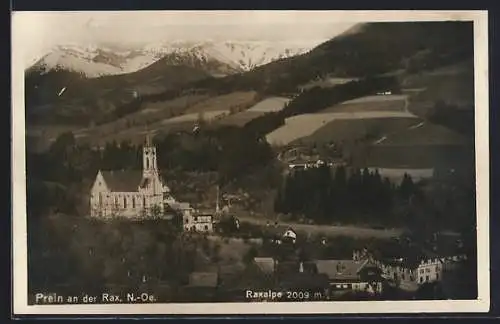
<box><xmin>366</xmin><ymin>237</ymin><xmax>466</xmax><ymax>292</ymax></box>
<box><xmin>314</xmin><ymin>259</ymin><xmax>383</xmax><ymax>295</ymax></box>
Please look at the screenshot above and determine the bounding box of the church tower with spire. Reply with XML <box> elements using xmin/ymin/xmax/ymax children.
<box><xmin>143</xmin><ymin>134</ymin><xmax>158</xmax><ymax>178</ymax></box>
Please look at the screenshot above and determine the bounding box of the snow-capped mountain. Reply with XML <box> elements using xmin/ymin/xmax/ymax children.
<box><xmin>29</xmin><ymin>40</ymin><xmax>326</xmax><ymax>78</ymax></box>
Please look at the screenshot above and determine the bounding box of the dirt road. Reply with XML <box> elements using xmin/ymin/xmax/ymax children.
<box><xmin>237</xmin><ymin>215</ymin><xmax>404</xmax><ymax>239</ymax></box>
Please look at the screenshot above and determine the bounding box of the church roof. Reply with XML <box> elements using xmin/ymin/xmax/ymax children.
<box><xmin>101</xmin><ymin>170</ymin><xmax>143</xmax><ymax>192</ymax></box>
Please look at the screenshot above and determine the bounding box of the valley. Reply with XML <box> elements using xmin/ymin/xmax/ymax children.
<box><xmin>23</xmin><ymin>19</ymin><xmax>480</xmax><ymax>305</ymax></box>
<box><xmin>26</xmin><ymin>21</ymin><xmax>476</xmax><ymax>224</ymax></box>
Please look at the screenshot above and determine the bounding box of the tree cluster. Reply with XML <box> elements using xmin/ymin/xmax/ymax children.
<box><xmin>274</xmin><ymin>166</ymin><xmax>417</xmax><ymax>226</ymax></box>
<box><xmin>28</xmin><ymin>215</ymin><xmax>209</xmax><ymax>297</ymax></box>
<box><xmin>26</xmin><ymin>125</ymin><xmax>276</xmax><ymax>219</ymax></box>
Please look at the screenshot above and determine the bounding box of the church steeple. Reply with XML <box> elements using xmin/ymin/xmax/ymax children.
<box><xmin>143</xmin><ymin>133</ymin><xmax>158</xmax><ymax>177</ymax></box>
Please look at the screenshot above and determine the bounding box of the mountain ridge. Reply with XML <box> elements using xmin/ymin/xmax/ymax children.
<box><xmin>29</xmin><ymin>40</ymin><xmax>324</xmax><ymax>78</ymax></box>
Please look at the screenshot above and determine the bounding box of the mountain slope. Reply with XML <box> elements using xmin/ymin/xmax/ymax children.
<box><xmin>30</xmin><ymin>40</ymin><xmax>321</xmax><ymax>78</ymax></box>
<box><xmin>27</xmin><ymin>21</ymin><xmax>475</xmax><ymax>137</ymax></box>
<box><xmin>192</xmin><ymin>21</ymin><xmax>474</xmax><ymax>95</ymax></box>
<box><xmin>25</xmin><ymin>63</ymin><xmax>210</xmax><ymax>125</ymax></box>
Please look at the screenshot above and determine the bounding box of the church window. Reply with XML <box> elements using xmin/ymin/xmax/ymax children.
<box><xmin>99</xmin><ymin>193</ymin><xmax>102</xmax><ymax>206</ymax></box>
<box><xmin>204</xmin><ymin>225</ymin><xmax>208</xmax><ymax>231</ymax></box>
<box><xmin>114</xmin><ymin>196</ymin><xmax>118</xmax><ymax>207</ymax></box>
<box><xmin>143</xmin><ymin>197</ymin><xmax>146</xmax><ymax>207</ymax></box>
<box><xmin>132</xmin><ymin>197</ymin><xmax>136</xmax><ymax>208</ymax></box>
<box><xmin>123</xmin><ymin>197</ymin><xmax>127</xmax><ymax>208</ymax></box>
<box><xmin>146</xmin><ymin>157</ymin><xmax>149</xmax><ymax>169</ymax></box>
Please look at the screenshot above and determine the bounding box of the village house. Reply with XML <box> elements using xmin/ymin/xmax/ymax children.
<box><xmin>365</xmin><ymin>238</ymin><xmax>468</xmax><ymax>292</ymax></box>
<box><xmin>252</xmin><ymin>257</ymin><xmax>329</xmax><ymax>301</ymax></box>
<box><xmin>373</xmin><ymin>257</ymin><xmax>441</xmax><ymax>292</ymax></box>
<box><xmin>89</xmin><ymin>135</ymin><xmax>213</xmax><ymax>232</ymax></box>
<box><xmin>282</xmin><ymin>228</ymin><xmax>298</xmax><ymax>244</ymax></box>
<box><xmin>252</xmin><ymin>227</ymin><xmax>384</xmax><ymax>299</ymax></box>
<box><xmin>184</xmin><ymin>213</ymin><xmax>214</xmax><ymax>232</ymax></box>
<box><xmin>314</xmin><ymin>259</ymin><xmax>383</xmax><ymax>296</ymax></box>
<box><xmin>252</xmin><ymin>257</ymin><xmax>383</xmax><ymax>298</ymax></box>
<box><xmin>264</xmin><ymin>226</ymin><xmax>298</xmax><ymax>245</ymax></box>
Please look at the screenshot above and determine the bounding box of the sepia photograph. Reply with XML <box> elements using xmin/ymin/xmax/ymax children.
<box><xmin>12</xmin><ymin>10</ymin><xmax>489</xmax><ymax>315</ymax></box>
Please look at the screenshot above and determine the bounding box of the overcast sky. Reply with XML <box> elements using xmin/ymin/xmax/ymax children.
<box><xmin>12</xmin><ymin>11</ymin><xmax>358</xmax><ymax>66</ymax></box>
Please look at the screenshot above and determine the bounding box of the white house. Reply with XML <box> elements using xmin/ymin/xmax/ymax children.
<box><xmin>184</xmin><ymin>212</ymin><xmax>214</xmax><ymax>232</ymax></box>
<box><xmin>283</xmin><ymin>228</ymin><xmax>298</xmax><ymax>243</ymax></box>
<box><xmin>371</xmin><ymin>253</ymin><xmax>466</xmax><ymax>292</ymax></box>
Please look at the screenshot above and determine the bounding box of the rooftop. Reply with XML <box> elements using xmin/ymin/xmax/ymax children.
<box><xmin>101</xmin><ymin>170</ymin><xmax>143</xmax><ymax>192</ymax></box>
<box><xmin>315</xmin><ymin>259</ymin><xmax>369</xmax><ymax>281</ymax></box>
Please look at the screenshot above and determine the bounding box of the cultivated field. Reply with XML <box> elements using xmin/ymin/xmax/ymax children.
<box><xmin>340</xmin><ymin>94</ymin><xmax>409</xmax><ymax>104</ymax></box>
<box><xmin>91</xmin><ymin>111</ymin><xmax>232</xmax><ymax>146</ymax></box>
<box><xmin>266</xmin><ymin>113</ymin><xmax>339</xmax><ymax>146</ymax></box>
<box><xmin>184</xmin><ymin>91</ymin><xmax>258</xmax><ymax>114</ymax></box>
<box><xmin>402</xmin><ymin>60</ymin><xmax>474</xmax><ymax>116</ymax></box>
<box><xmin>161</xmin><ymin>110</ymin><xmax>230</xmax><ymax>124</ymax></box>
<box><xmin>214</xmin><ymin>97</ymin><xmax>291</xmax><ymax>127</ymax></box>
<box><xmin>294</xmin><ymin>117</ymin><xmax>419</xmax><ymax>145</ymax></box>
<box><xmin>92</xmin><ymin>127</ymin><xmax>160</xmax><ymax>146</ymax></box>
<box><xmin>246</xmin><ymin>97</ymin><xmax>291</xmax><ymax>112</ymax></box>
<box><xmin>321</xmin><ymin>94</ymin><xmax>408</xmax><ymax>113</ymax></box>
<box><xmin>72</xmin><ymin>95</ymin><xmax>209</xmax><ymax>144</ymax></box>
<box><xmin>267</xmin><ymin>111</ymin><xmax>418</xmax><ymax>146</ymax></box>
<box><xmin>139</xmin><ymin>95</ymin><xmax>209</xmax><ymax>117</ymax></box>
<box><xmin>299</xmin><ymin>77</ymin><xmax>358</xmax><ymax>91</ymax></box>
<box><xmin>216</xmin><ymin>111</ymin><xmax>267</xmax><ymax>127</ymax></box>
<box><xmin>374</xmin><ymin>122</ymin><xmax>469</xmax><ymax>146</ymax></box>
<box><xmin>236</xmin><ymin>215</ymin><xmax>403</xmax><ymax>239</ymax></box>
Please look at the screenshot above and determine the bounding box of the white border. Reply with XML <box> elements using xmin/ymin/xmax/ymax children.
<box><xmin>12</xmin><ymin>10</ymin><xmax>490</xmax><ymax>315</ymax></box>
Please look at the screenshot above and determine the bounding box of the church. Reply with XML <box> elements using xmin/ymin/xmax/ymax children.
<box><xmin>90</xmin><ymin>136</ymin><xmax>187</xmax><ymax>221</ymax></box>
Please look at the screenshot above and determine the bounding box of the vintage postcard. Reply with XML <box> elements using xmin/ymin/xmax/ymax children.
<box><xmin>12</xmin><ymin>10</ymin><xmax>489</xmax><ymax>316</ymax></box>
